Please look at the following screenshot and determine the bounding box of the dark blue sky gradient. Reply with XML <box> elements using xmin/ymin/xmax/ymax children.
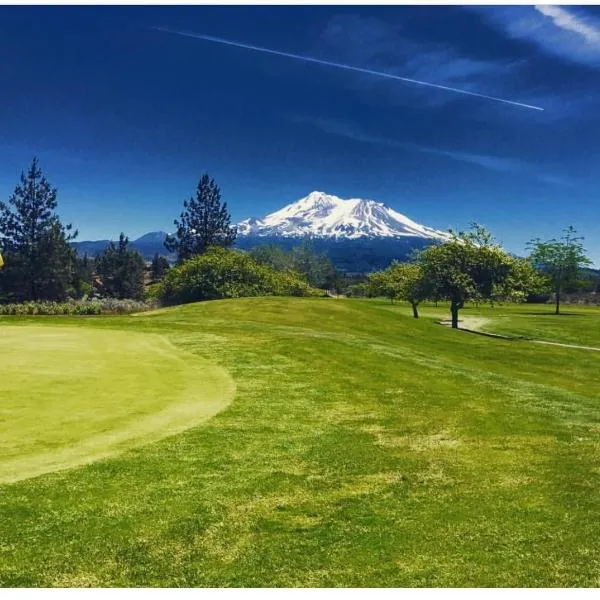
<box><xmin>1</xmin><ymin>6</ymin><xmax>599</xmax><ymax>262</ymax></box>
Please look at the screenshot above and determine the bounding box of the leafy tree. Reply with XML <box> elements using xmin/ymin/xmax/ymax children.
<box><xmin>366</xmin><ymin>270</ymin><xmax>394</xmax><ymax>302</ymax></box>
<box><xmin>165</xmin><ymin>173</ymin><xmax>237</xmax><ymax>262</ymax></box>
<box><xmin>366</xmin><ymin>262</ymin><xmax>430</xmax><ymax>317</ymax></box>
<box><xmin>249</xmin><ymin>244</ymin><xmax>292</xmax><ymax>272</ymax></box>
<box><xmin>0</xmin><ymin>158</ymin><xmax>78</xmax><ymax>301</ymax></box>
<box><xmin>96</xmin><ymin>233</ymin><xmax>145</xmax><ymax>300</ymax></box>
<box><xmin>527</xmin><ymin>226</ymin><xmax>592</xmax><ymax>314</ymax></box>
<box><xmin>418</xmin><ymin>224</ymin><xmax>534</xmax><ymax>328</ymax></box>
<box><xmin>291</xmin><ymin>238</ymin><xmax>338</xmax><ymax>289</ymax></box>
<box><xmin>150</xmin><ymin>253</ymin><xmax>170</xmax><ymax>282</ymax></box>
<box><xmin>388</xmin><ymin>263</ymin><xmax>430</xmax><ymax>318</ymax></box>
<box><xmin>250</xmin><ymin>239</ymin><xmax>340</xmax><ymax>290</ymax></box>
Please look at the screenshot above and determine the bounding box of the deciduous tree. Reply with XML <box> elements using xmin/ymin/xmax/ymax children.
<box><xmin>527</xmin><ymin>226</ymin><xmax>592</xmax><ymax>315</ymax></box>
<box><xmin>418</xmin><ymin>224</ymin><xmax>533</xmax><ymax>328</ymax></box>
<box><xmin>367</xmin><ymin>262</ymin><xmax>430</xmax><ymax>317</ymax></box>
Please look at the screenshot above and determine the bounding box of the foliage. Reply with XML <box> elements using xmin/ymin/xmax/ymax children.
<box><xmin>248</xmin><ymin>244</ymin><xmax>291</xmax><ymax>272</ymax></box>
<box><xmin>0</xmin><ymin>298</ymin><xmax>154</xmax><ymax>316</ymax></box>
<box><xmin>157</xmin><ymin>246</ymin><xmax>319</xmax><ymax>305</ymax></box>
<box><xmin>249</xmin><ymin>239</ymin><xmax>339</xmax><ymax>290</ymax></box>
<box><xmin>0</xmin><ymin>158</ymin><xmax>78</xmax><ymax>302</ymax></box>
<box><xmin>290</xmin><ymin>238</ymin><xmax>338</xmax><ymax>289</ymax></box>
<box><xmin>366</xmin><ymin>262</ymin><xmax>430</xmax><ymax>317</ymax></box>
<box><xmin>418</xmin><ymin>224</ymin><xmax>537</xmax><ymax>327</ymax></box>
<box><xmin>70</xmin><ymin>254</ymin><xmax>96</xmax><ymax>299</ymax></box>
<box><xmin>527</xmin><ymin>226</ymin><xmax>592</xmax><ymax>314</ymax></box>
<box><xmin>149</xmin><ymin>253</ymin><xmax>170</xmax><ymax>282</ymax></box>
<box><xmin>165</xmin><ymin>173</ymin><xmax>237</xmax><ymax>261</ymax></box>
<box><xmin>95</xmin><ymin>233</ymin><xmax>146</xmax><ymax>300</ymax></box>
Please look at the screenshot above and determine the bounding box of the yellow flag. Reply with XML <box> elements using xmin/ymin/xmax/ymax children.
<box><xmin>0</xmin><ymin>253</ymin><xmax>4</xmax><ymax>269</ymax></box>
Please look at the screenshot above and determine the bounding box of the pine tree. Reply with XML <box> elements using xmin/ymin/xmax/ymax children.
<box><xmin>165</xmin><ymin>173</ymin><xmax>237</xmax><ymax>262</ymax></box>
<box><xmin>96</xmin><ymin>233</ymin><xmax>145</xmax><ymax>300</ymax></box>
<box><xmin>0</xmin><ymin>157</ymin><xmax>78</xmax><ymax>301</ymax></box>
<box><xmin>150</xmin><ymin>253</ymin><xmax>170</xmax><ymax>282</ymax></box>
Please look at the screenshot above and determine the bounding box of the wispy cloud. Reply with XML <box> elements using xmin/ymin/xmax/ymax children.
<box><xmin>315</xmin><ymin>14</ymin><xmax>534</xmax><ymax>111</ymax></box>
<box><xmin>316</xmin><ymin>12</ymin><xmax>600</xmax><ymax>122</ymax></box>
<box><xmin>535</xmin><ymin>6</ymin><xmax>600</xmax><ymax>45</ymax></box>
<box><xmin>293</xmin><ymin>115</ymin><xmax>572</xmax><ymax>185</ymax></box>
<box><xmin>474</xmin><ymin>6</ymin><xmax>600</xmax><ymax>68</ymax></box>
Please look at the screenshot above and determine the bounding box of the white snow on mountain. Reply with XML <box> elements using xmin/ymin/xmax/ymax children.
<box><xmin>237</xmin><ymin>191</ymin><xmax>452</xmax><ymax>240</ymax></box>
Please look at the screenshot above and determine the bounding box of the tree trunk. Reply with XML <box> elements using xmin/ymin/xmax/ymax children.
<box><xmin>450</xmin><ymin>301</ymin><xmax>461</xmax><ymax>329</ymax></box>
<box><xmin>555</xmin><ymin>286</ymin><xmax>560</xmax><ymax>315</ymax></box>
<box><xmin>411</xmin><ymin>301</ymin><xmax>419</xmax><ymax>319</ymax></box>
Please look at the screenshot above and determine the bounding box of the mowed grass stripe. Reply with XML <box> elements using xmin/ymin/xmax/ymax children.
<box><xmin>0</xmin><ymin>326</ymin><xmax>235</xmax><ymax>483</ymax></box>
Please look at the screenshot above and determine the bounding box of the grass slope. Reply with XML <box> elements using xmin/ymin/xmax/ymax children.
<box><xmin>0</xmin><ymin>326</ymin><xmax>235</xmax><ymax>483</ymax></box>
<box><xmin>1</xmin><ymin>298</ymin><xmax>600</xmax><ymax>587</ymax></box>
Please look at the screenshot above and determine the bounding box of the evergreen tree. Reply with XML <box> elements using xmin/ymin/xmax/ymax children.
<box><xmin>72</xmin><ymin>254</ymin><xmax>96</xmax><ymax>298</ymax></box>
<box><xmin>150</xmin><ymin>253</ymin><xmax>170</xmax><ymax>282</ymax></box>
<box><xmin>165</xmin><ymin>173</ymin><xmax>237</xmax><ymax>262</ymax></box>
<box><xmin>0</xmin><ymin>157</ymin><xmax>78</xmax><ymax>302</ymax></box>
<box><xmin>96</xmin><ymin>233</ymin><xmax>145</xmax><ymax>300</ymax></box>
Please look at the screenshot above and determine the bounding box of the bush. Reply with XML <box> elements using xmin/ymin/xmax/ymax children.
<box><xmin>156</xmin><ymin>246</ymin><xmax>319</xmax><ymax>306</ymax></box>
<box><xmin>0</xmin><ymin>298</ymin><xmax>156</xmax><ymax>316</ymax></box>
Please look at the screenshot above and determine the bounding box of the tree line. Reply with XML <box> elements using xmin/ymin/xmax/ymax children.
<box><xmin>0</xmin><ymin>159</ymin><xmax>339</xmax><ymax>303</ymax></box>
<box><xmin>365</xmin><ymin>224</ymin><xmax>592</xmax><ymax>327</ymax></box>
<box><xmin>0</xmin><ymin>158</ymin><xmax>595</xmax><ymax>320</ymax></box>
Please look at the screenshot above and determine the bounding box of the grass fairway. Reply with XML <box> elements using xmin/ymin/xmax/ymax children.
<box><xmin>469</xmin><ymin>303</ymin><xmax>600</xmax><ymax>347</ymax></box>
<box><xmin>0</xmin><ymin>326</ymin><xmax>235</xmax><ymax>484</ymax></box>
<box><xmin>1</xmin><ymin>298</ymin><xmax>600</xmax><ymax>586</ymax></box>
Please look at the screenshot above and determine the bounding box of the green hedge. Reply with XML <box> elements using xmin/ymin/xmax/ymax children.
<box><xmin>156</xmin><ymin>247</ymin><xmax>320</xmax><ymax>306</ymax></box>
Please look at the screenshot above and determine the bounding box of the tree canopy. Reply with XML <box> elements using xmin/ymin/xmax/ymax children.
<box><xmin>367</xmin><ymin>262</ymin><xmax>430</xmax><ymax>318</ymax></box>
<box><xmin>527</xmin><ymin>226</ymin><xmax>592</xmax><ymax>314</ymax></box>
<box><xmin>157</xmin><ymin>246</ymin><xmax>318</xmax><ymax>305</ymax></box>
<box><xmin>418</xmin><ymin>224</ymin><xmax>537</xmax><ymax>328</ymax></box>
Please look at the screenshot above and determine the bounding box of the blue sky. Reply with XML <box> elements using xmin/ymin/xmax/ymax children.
<box><xmin>1</xmin><ymin>6</ymin><xmax>599</xmax><ymax>263</ymax></box>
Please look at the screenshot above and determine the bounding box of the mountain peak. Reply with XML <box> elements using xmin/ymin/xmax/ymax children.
<box><xmin>237</xmin><ymin>192</ymin><xmax>451</xmax><ymax>241</ymax></box>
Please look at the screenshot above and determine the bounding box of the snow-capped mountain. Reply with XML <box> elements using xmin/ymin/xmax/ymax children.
<box><xmin>237</xmin><ymin>191</ymin><xmax>451</xmax><ymax>241</ymax></box>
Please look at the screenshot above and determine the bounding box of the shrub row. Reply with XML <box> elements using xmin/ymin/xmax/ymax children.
<box><xmin>0</xmin><ymin>298</ymin><xmax>156</xmax><ymax>316</ymax></box>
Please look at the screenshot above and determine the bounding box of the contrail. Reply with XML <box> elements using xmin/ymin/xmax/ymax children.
<box><xmin>152</xmin><ymin>26</ymin><xmax>544</xmax><ymax>112</ymax></box>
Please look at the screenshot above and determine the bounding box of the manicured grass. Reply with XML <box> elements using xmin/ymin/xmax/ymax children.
<box><xmin>466</xmin><ymin>304</ymin><xmax>600</xmax><ymax>347</ymax></box>
<box><xmin>0</xmin><ymin>326</ymin><xmax>235</xmax><ymax>483</ymax></box>
<box><xmin>1</xmin><ymin>298</ymin><xmax>600</xmax><ymax>586</ymax></box>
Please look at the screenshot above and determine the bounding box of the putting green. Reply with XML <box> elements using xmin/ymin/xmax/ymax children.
<box><xmin>0</xmin><ymin>325</ymin><xmax>235</xmax><ymax>483</ymax></box>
